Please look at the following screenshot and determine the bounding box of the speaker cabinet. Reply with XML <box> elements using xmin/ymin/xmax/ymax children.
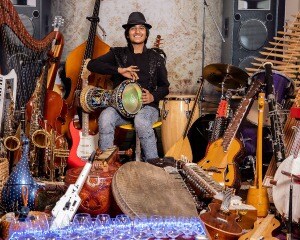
<box><xmin>221</xmin><ymin>0</ymin><xmax>285</xmax><ymax>70</ymax></box>
<box><xmin>13</xmin><ymin>0</ymin><xmax>52</xmax><ymax>40</ymax></box>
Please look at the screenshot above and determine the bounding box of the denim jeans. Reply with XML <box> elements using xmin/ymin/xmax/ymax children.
<box><xmin>98</xmin><ymin>105</ymin><xmax>159</xmax><ymax>160</ymax></box>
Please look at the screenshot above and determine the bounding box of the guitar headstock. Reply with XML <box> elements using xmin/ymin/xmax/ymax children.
<box><xmin>153</xmin><ymin>35</ymin><xmax>163</xmax><ymax>49</ymax></box>
<box><xmin>216</xmin><ymin>99</ymin><xmax>229</xmax><ymax>118</ymax></box>
<box><xmin>152</xmin><ymin>35</ymin><xmax>166</xmax><ymax>61</ymax></box>
<box><xmin>52</xmin><ymin>16</ymin><xmax>64</xmax><ymax>31</ymax></box>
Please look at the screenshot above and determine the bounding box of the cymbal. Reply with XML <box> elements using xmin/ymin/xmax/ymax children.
<box><xmin>203</xmin><ymin>63</ymin><xmax>249</xmax><ymax>90</ymax></box>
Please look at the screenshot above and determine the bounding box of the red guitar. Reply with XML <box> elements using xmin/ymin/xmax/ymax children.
<box><xmin>67</xmin><ymin>60</ymin><xmax>98</xmax><ymax>168</ymax></box>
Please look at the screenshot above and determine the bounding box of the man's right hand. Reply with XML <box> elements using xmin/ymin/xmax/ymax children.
<box><xmin>118</xmin><ymin>65</ymin><xmax>139</xmax><ymax>80</ymax></box>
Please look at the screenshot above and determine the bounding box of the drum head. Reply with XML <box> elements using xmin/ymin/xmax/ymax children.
<box><xmin>112</xmin><ymin>161</ymin><xmax>198</xmax><ymax>218</ymax></box>
<box><xmin>122</xmin><ymin>83</ymin><xmax>143</xmax><ymax>115</ymax></box>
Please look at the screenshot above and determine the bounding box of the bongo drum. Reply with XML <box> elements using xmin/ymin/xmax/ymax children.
<box><xmin>161</xmin><ymin>94</ymin><xmax>199</xmax><ymax>154</ymax></box>
<box><xmin>112</xmin><ymin>161</ymin><xmax>198</xmax><ymax>218</ymax></box>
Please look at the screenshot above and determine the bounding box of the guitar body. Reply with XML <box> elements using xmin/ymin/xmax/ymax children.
<box><xmin>198</xmin><ymin>138</ymin><xmax>242</xmax><ymax>188</ymax></box>
<box><xmin>246</xmin><ymin>186</ymin><xmax>269</xmax><ymax>217</ymax></box>
<box><xmin>200</xmin><ymin>203</ymin><xmax>243</xmax><ymax>240</ymax></box>
<box><xmin>239</xmin><ymin>215</ymin><xmax>280</xmax><ymax>240</ymax></box>
<box><xmin>165</xmin><ymin>136</ymin><xmax>193</xmax><ymax>161</ymax></box>
<box><xmin>68</xmin><ymin>120</ymin><xmax>99</xmax><ymax>168</ymax></box>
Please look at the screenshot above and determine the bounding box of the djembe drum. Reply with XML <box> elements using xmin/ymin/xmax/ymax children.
<box><xmin>80</xmin><ymin>79</ymin><xmax>143</xmax><ymax>118</ymax></box>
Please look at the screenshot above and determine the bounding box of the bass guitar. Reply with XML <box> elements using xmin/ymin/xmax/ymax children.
<box><xmin>200</xmin><ymin>188</ymin><xmax>243</xmax><ymax>240</ymax></box>
<box><xmin>246</xmin><ymin>92</ymin><xmax>269</xmax><ymax>217</ymax></box>
<box><xmin>68</xmin><ymin>60</ymin><xmax>99</xmax><ymax>168</ymax></box>
<box><xmin>198</xmin><ymin>80</ymin><xmax>262</xmax><ymax>188</ymax></box>
<box><xmin>238</xmin><ymin>214</ymin><xmax>280</xmax><ymax>240</ymax></box>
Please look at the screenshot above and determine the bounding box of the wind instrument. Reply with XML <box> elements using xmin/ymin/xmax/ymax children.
<box><xmin>29</xmin><ymin>70</ymin><xmax>51</xmax><ymax>149</ymax></box>
<box><xmin>3</xmin><ymin>86</ymin><xmax>20</xmax><ymax>152</ymax></box>
<box><xmin>246</xmin><ymin>92</ymin><xmax>270</xmax><ymax>217</ymax></box>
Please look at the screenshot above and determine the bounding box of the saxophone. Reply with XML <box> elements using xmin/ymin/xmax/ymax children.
<box><xmin>3</xmin><ymin>86</ymin><xmax>20</xmax><ymax>151</ymax></box>
<box><xmin>30</xmin><ymin>70</ymin><xmax>51</xmax><ymax>149</ymax></box>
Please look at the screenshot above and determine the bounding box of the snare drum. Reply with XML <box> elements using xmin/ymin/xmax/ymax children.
<box><xmin>161</xmin><ymin>94</ymin><xmax>199</xmax><ymax>154</ymax></box>
<box><xmin>246</xmin><ymin>71</ymin><xmax>294</xmax><ymax>126</ymax></box>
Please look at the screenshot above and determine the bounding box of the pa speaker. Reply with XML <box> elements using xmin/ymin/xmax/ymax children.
<box><xmin>13</xmin><ymin>0</ymin><xmax>52</xmax><ymax>40</ymax></box>
<box><xmin>221</xmin><ymin>0</ymin><xmax>285</xmax><ymax>70</ymax></box>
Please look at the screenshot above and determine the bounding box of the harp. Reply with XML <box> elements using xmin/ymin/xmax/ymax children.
<box><xmin>0</xmin><ymin>0</ymin><xmax>61</xmax><ymax>124</ymax></box>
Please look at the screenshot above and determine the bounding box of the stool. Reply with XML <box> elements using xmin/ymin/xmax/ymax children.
<box><xmin>118</xmin><ymin>121</ymin><xmax>162</xmax><ymax>161</ymax></box>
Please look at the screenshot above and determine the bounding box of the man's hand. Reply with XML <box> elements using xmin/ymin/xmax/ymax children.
<box><xmin>142</xmin><ymin>88</ymin><xmax>154</xmax><ymax>104</ymax></box>
<box><xmin>118</xmin><ymin>66</ymin><xmax>139</xmax><ymax>80</ymax></box>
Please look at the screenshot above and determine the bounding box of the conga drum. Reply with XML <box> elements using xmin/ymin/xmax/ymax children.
<box><xmin>161</xmin><ymin>94</ymin><xmax>199</xmax><ymax>154</ymax></box>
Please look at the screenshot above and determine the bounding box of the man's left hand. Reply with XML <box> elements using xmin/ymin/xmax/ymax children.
<box><xmin>142</xmin><ymin>88</ymin><xmax>154</xmax><ymax>104</ymax></box>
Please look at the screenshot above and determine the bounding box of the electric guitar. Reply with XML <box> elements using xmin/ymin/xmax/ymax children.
<box><xmin>67</xmin><ymin>60</ymin><xmax>99</xmax><ymax>168</ymax></box>
<box><xmin>198</xmin><ymin>80</ymin><xmax>262</xmax><ymax>188</ymax></box>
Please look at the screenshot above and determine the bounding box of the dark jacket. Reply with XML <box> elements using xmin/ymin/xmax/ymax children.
<box><xmin>87</xmin><ymin>46</ymin><xmax>169</xmax><ymax>109</ymax></box>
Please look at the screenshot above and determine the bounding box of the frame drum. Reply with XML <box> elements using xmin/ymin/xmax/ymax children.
<box><xmin>161</xmin><ymin>94</ymin><xmax>199</xmax><ymax>154</ymax></box>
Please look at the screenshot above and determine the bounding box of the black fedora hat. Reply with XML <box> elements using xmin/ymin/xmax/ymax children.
<box><xmin>122</xmin><ymin>12</ymin><xmax>152</xmax><ymax>29</ymax></box>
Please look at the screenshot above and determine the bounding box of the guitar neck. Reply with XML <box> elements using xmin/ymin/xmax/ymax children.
<box><xmin>222</xmin><ymin>80</ymin><xmax>262</xmax><ymax>151</ymax></box>
<box><xmin>256</xmin><ymin>93</ymin><xmax>265</xmax><ymax>189</ymax></box>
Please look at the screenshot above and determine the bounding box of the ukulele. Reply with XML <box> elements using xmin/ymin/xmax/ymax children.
<box><xmin>198</xmin><ymin>80</ymin><xmax>262</xmax><ymax>188</ymax></box>
<box><xmin>200</xmin><ymin>188</ymin><xmax>243</xmax><ymax>240</ymax></box>
<box><xmin>246</xmin><ymin>92</ymin><xmax>269</xmax><ymax>217</ymax></box>
<box><xmin>238</xmin><ymin>214</ymin><xmax>280</xmax><ymax>240</ymax></box>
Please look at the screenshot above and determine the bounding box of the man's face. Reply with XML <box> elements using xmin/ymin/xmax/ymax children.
<box><xmin>128</xmin><ymin>24</ymin><xmax>147</xmax><ymax>44</ymax></box>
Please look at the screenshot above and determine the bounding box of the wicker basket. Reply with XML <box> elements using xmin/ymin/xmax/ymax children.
<box><xmin>0</xmin><ymin>158</ymin><xmax>9</xmax><ymax>202</ymax></box>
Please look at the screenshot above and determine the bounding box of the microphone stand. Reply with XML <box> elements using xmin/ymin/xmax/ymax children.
<box><xmin>201</xmin><ymin>0</ymin><xmax>225</xmax><ymax>73</ymax></box>
<box><xmin>200</xmin><ymin>0</ymin><xmax>225</xmax><ymax>114</ymax></box>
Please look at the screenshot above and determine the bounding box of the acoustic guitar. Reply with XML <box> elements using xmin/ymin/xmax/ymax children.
<box><xmin>246</xmin><ymin>92</ymin><xmax>269</xmax><ymax>217</ymax></box>
<box><xmin>238</xmin><ymin>214</ymin><xmax>280</xmax><ymax>240</ymax></box>
<box><xmin>200</xmin><ymin>188</ymin><xmax>243</xmax><ymax>240</ymax></box>
<box><xmin>198</xmin><ymin>80</ymin><xmax>262</xmax><ymax>188</ymax></box>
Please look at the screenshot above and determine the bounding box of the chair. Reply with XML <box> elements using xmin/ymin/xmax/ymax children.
<box><xmin>118</xmin><ymin>121</ymin><xmax>162</xmax><ymax>161</ymax></box>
